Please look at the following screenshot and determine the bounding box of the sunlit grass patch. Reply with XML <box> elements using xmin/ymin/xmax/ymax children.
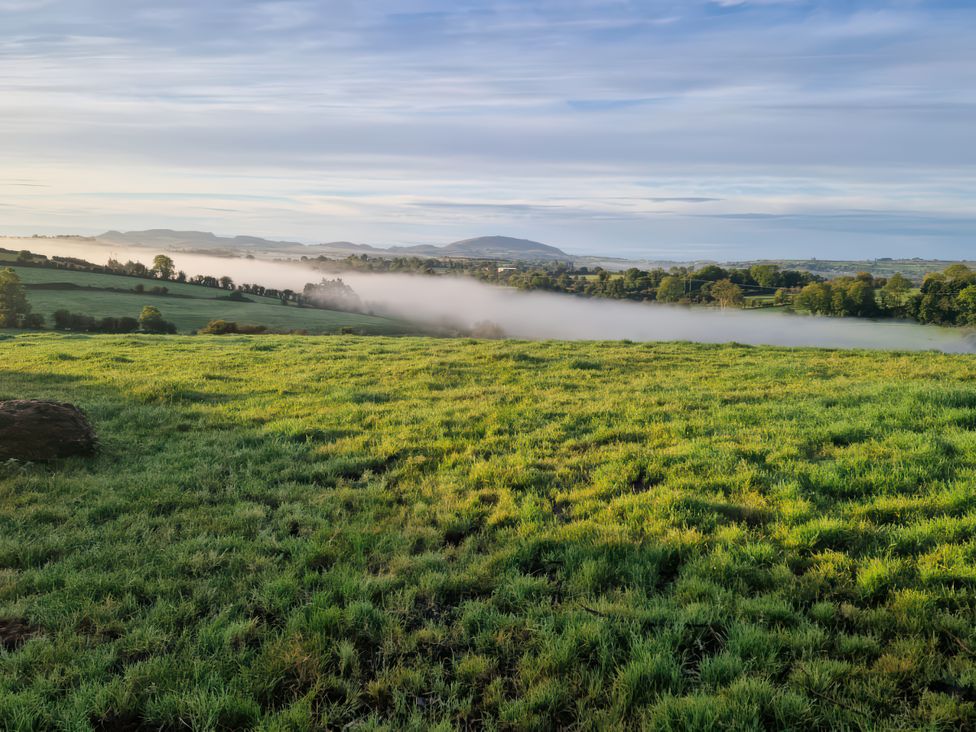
<box><xmin>2</xmin><ymin>333</ymin><xmax>976</xmax><ymax>728</ymax></box>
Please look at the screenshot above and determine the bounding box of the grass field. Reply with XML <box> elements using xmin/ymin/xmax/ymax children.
<box><xmin>3</xmin><ymin>333</ymin><xmax>976</xmax><ymax>729</ymax></box>
<box><xmin>5</xmin><ymin>265</ymin><xmax>414</xmax><ymax>335</ymax></box>
<box><xmin>733</xmin><ymin>260</ymin><xmax>976</xmax><ymax>282</ymax></box>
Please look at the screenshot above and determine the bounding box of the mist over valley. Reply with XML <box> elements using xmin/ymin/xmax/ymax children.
<box><xmin>6</xmin><ymin>235</ymin><xmax>972</xmax><ymax>352</ymax></box>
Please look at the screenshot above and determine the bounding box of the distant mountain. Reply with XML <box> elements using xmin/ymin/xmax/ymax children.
<box><xmin>389</xmin><ymin>236</ymin><xmax>569</xmax><ymax>260</ymax></box>
<box><xmin>97</xmin><ymin>229</ymin><xmax>306</xmax><ymax>251</ymax></box>
<box><xmin>446</xmin><ymin>235</ymin><xmax>567</xmax><ymax>259</ymax></box>
<box><xmin>319</xmin><ymin>240</ymin><xmax>380</xmax><ymax>252</ymax></box>
<box><xmin>95</xmin><ymin>230</ymin><xmax>571</xmax><ymax>261</ymax></box>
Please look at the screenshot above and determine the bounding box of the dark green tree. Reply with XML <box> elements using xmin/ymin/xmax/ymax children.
<box><xmin>152</xmin><ymin>255</ymin><xmax>175</xmax><ymax>280</ymax></box>
<box><xmin>879</xmin><ymin>272</ymin><xmax>911</xmax><ymax>310</ymax></box>
<box><xmin>749</xmin><ymin>264</ymin><xmax>780</xmax><ymax>289</ymax></box>
<box><xmin>138</xmin><ymin>305</ymin><xmax>176</xmax><ymax>333</ymax></box>
<box><xmin>711</xmin><ymin>279</ymin><xmax>744</xmax><ymax>308</ymax></box>
<box><xmin>0</xmin><ymin>267</ymin><xmax>32</xmax><ymax>328</ymax></box>
<box><xmin>656</xmin><ymin>276</ymin><xmax>685</xmax><ymax>303</ymax></box>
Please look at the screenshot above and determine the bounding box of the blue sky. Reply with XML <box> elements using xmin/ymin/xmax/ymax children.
<box><xmin>1</xmin><ymin>0</ymin><xmax>974</xmax><ymax>259</ymax></box>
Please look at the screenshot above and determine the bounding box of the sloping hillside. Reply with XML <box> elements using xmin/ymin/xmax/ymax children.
<box><xmin>5</xmin><ymin>264</ymin><xmax>415</xmax><ymax>335</ymax></box>
<box><xmin>91</xmin><ymin>230</ymin><xmax>571</xmax><ymax>261</ymax></box>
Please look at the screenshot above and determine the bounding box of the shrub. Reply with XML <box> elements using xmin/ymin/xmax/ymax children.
<box><xmin>236</xmin><ymin>323</ymin><xmax>267</xmax><ymax>334</ymax></box>
<box><xmin>200</xmin><ymin>319</ymin><xmax>237</xmax><ymax>335</ymax></box>
<box><xmin>138</xmin><ymin>305</ymin><xmax>177</xmax><ymax>334</ymax></box>
<box><xmin>199</xmin><ymin>320</ymin><xmax>267</xmax><ymax>335</ymax></box>
<box><xmin>97</xmin><ymin>316</ymin><xmax>139</xmax><ymax>333</ymax></box>
<box><xmin>52</xmin><ymin>310</ymin><xmax>139</xmax><ymax>333</ymax></box>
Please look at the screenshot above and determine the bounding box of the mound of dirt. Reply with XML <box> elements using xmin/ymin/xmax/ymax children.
<box><xmin>0</xmin><ymin>399</ymin><xmax>97</xmax><ymax>460</ymax></box>
<box><xmin>0</xmin><ymin>618</ymin><xmax>40</xmax><ymax>651</ymax></box>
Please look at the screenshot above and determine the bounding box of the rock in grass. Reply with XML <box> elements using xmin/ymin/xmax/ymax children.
<box><xmin>0</xmin><ymin>399</ymin><xmax>97</xmax><ymax>460</ymax></box>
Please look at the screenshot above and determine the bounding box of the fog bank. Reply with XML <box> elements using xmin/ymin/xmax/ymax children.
<box><xmin>6</xmin><ymin>237</ymin><xmax>973</xmax><ymax>353</ymax></box>
<box><xmin>337</xmin><ymin>272</ymin><xmax>975</xmax><ymax>353</ymax></box>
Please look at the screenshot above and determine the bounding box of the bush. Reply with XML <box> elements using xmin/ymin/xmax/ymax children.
<box><xmin>138</xmin><ymin>305</ymin><xmax>177</xmax><ymax>334</ymax></box>
<box><xmin>98</xmin><ymin>316</ymin><xmax>139</xmax><ymax>334</ymax></box>
<box><xmin>52</xmin><ymin>310</ymin><xmax>138</xmax><ymax>333</ymax></box>
<box><xmin>470</xmin><ymin>321</ymin><xmax>506</xmax><ymax>339</ymax></box>
<box><xmin>237</xmin><ymin>323</ymin><xmax>267</xmax><ymax>334</ymax></box>
<box><xmin>199</xmin><ymin>319</ymin><xmax>236</xmax><ymax>335</ymax></box>
<box><xmin>22</xmin><ymin>313</ymin><xmax>45</xmax><ymax>329</ymax></box>
<box><xmin>199</xmin><ymin>320</ymin><xmax>267</xmax><ymax>335</ymax></box>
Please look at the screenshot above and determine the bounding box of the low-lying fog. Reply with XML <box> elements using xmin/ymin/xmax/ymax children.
<box><xmin>9</xmin><ymin>237</ymin><xmax>975</xmax><ymax>353</ymax></box>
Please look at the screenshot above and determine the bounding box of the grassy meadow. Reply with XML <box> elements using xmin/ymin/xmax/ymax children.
<box><xmin>2</xmin><ymin>333</ymin><xmax>976</xmax><ymax>729</ymax></box>
<box><xmin>5</xmin><ymin>265</ymin><xmax>413</xmax><ymax>335</ymax></box>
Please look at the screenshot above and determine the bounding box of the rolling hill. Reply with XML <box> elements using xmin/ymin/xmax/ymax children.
<box><xmin>96</xmin><ymin>229</ymin><xmax>308</xmax><ymax>252</ymax></box>
<box><xmin>390</xmin><ymin>235</ymin><xmax>569</xmax><ymax>260</ymax></box>
<box><xmin>3</xmin><ymin>263</ymin><xmax>415</xmax><ymax>335</ymax></box>
<box><xmin>94</xmin><ymin>230</ymin><xmax>571</xmax><ymax>261</ymax></box>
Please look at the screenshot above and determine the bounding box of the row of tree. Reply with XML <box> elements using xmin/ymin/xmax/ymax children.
<box><xmin>306</xmin><ymin>253</ymin><xmax>451</xmax><ymax>275</ymax></box>
<box><xmin>910</xmin><ymin>265</ymin><xmax>976</xmax><ymax>325</ymax></box>
<box><xmin>306</xmin><ymin>255</ymin><xmax>820</xmax><ymax>308</ymax></box>
<box><xmin>53</xmin><ymin>310</ymin><xmax>139</xmax><ymax>333</ymax></box>
<box><xmin>11</xmin><ymin>248</ymin><xmax>360</xmax><ymax>312</ymax></box>
<box><xmin>791</xmin><ymin>265</ymin><xmax>976</xmax><ymax>325</ymax></box>
<box><xmin>301</xmin><ymin>278</ymin><xmax>362</xmax><ymax>312</ymax></box>
<box><xmin>125</xmin><ymin>254</ymin><xmax>358</xmax><ymax>310</ymax></box>
<box><xmin>311</xmin><ymin>254</ymin><xmax>976</xmax><ymax>326</ymax></box>
<box><xmin>51</xmin><ymin>306</ymin><xmax>177</xmax><ymax>334</ymax></box>
<box><xmin>495</xmin><ymin>263</ymin><xmax>820</xmax><ymax>306</ymax></box>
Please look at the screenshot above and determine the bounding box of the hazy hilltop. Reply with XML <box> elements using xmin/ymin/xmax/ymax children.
<box><xmin>97</xmin><ymin>229</ymin><xmax>307</xmax><ymax>253</ymax></box>
<box><xmin>94</xmin><ymin>230</ymin><xmax>571</xmax><ymax>261</ymax></box>
<box><xmin>389</xmin><ymin>235</ymin><xmax>569</xmax><ymax>260</ymax></box>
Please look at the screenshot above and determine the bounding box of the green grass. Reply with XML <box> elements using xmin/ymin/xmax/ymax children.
<box><xmin>2</xmin><ymin>333</ymin><xmax>976</xmax><ymax>729</ymax></box>
<box><xmin>6</xmin><ymin>265</ymin><xmax>414</xmax><ymax>335</ymax></box>
<box><xmin>8</xmin><ymin>265</ymin><xmax>284</xmax><ymax>304</ymax></box>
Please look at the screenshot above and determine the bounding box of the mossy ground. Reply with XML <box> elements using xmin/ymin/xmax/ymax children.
<box><xmin>2</xmin><ymin>333</ymin><xmax>976</xmax><ymax>729</ymax></box>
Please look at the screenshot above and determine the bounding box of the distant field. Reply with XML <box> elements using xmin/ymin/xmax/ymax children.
<box><xmin>733</xmin><ymin>259</ymin><xmax>976</xmax><ymax>281</ymax></box>
<box><xmin>6</xmin><ymin>264</ymin><xmax>285</xmax><ymax>304</ymax></box>
<box><xmin>2</xmin><ymin>334</ymin><xmax>976</xmax><ymax>729</ymax></box>
<box><xmin>4</xmin><ymin>264</ymin><xmax>415</xmax><ymax>335</ymax></box>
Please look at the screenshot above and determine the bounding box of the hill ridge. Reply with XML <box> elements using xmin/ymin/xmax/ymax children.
<box><xmin>95</xmin><ymin>230</ymin><xmax>570</xmax><ymax>260</ymax></box>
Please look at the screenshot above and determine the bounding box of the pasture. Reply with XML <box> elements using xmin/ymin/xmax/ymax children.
<box><xmin>2</xmin><ymin>333</ymin><xmax>976</xmax><ymax>729</ymax></box>
<box><xmin>5</xmin><ymin>265</ymin><xmax>414</xmax><ymax>335</ymax></box>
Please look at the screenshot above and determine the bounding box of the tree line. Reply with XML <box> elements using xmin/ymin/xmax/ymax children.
<box><xmin>52</xmin><ymin>306</ymin><xmax>177</xmax><ymax>334</ymax></box>
<box><xmin>309</xmin><ymin>254</ymin><xmax>819</xmax><ymax>308</ymax></box>
<box><xmin>0</xmin><ymin>266</ymin><xmax>178</xmax><ymax>333</ymax></box>
<box><xmin>9</xmin><ymin>249</ymin><xmax>302</xmax><ymax>309</ymax></box>
<box><xmin>795</xmin><ymin>265</ymin><xmax>976</xmax><ymax>325</ymax></box>
<box><xmin>309</xmin><ymin>254</ymin><xmax>976</xmax><ymax>327</ymax></box>
<box><xmin>494</xmin><ymin>263</ymin><xmax>817</xmax><ymax>307</ymax></box>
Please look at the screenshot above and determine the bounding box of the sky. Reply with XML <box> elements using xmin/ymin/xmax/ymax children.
<box><xmin>1</xmin><ymin>0</ymin><xmax>974</xmax><ymax>260</ymax></box>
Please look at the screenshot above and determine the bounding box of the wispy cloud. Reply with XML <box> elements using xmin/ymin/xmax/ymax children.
<box><xmin>1</xmin><ymin>0</ymin><xmax>973</xmax><ymax>258</ymax></box>
<box><xmin>645</xmin><ymin>197</ymin><xmax>722</xmax><ymax>203</ymax></box>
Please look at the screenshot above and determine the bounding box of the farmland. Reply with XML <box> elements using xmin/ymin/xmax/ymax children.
<box><xmin>3</xmin><ymin>264</ymin><xmax>414</xmax><ymax>336</ymax></box>
<box><xmin>2</xmin><ymin>333</ymin><xmax>976</xmax><ymax>729</ymax></box>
